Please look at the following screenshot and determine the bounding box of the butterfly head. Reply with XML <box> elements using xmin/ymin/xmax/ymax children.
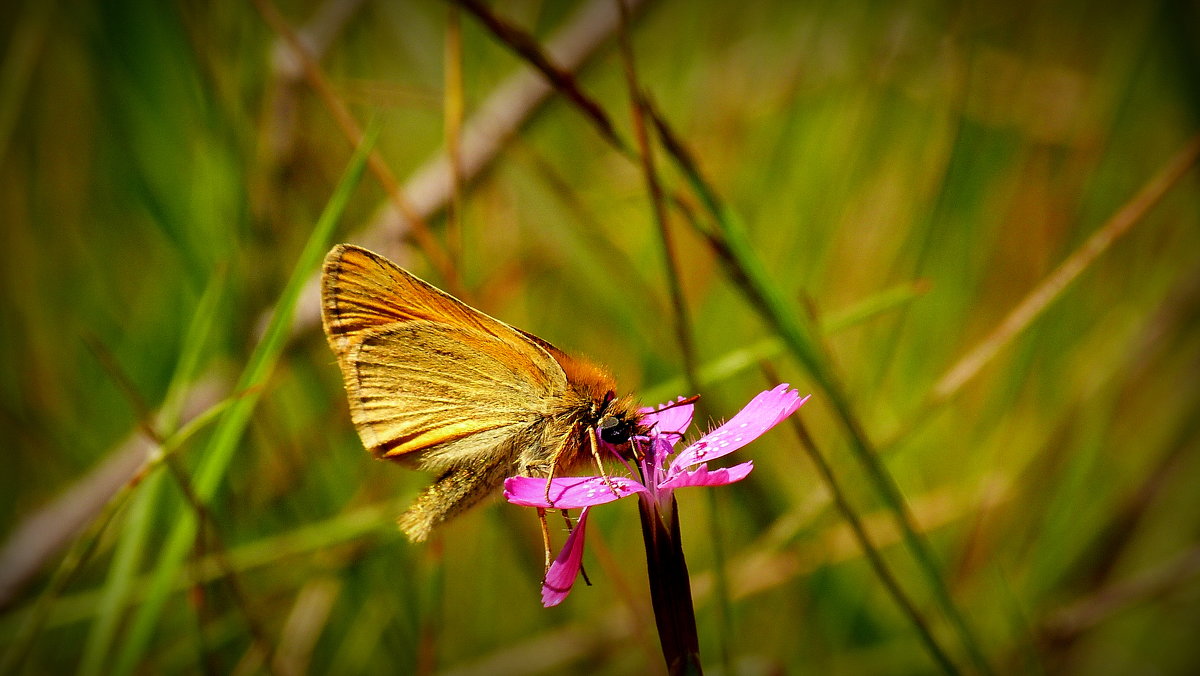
<box><xmin>594</xmin><ymin>391</ymin><xmax>647</xmax><ymax>458</ymax></box>
<box><xmin>597</xmin><ymin>412</ymin><xmax>634</xmax><ymax>445</ymax></box>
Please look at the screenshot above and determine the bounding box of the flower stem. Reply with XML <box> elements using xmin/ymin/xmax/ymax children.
<box><xmin>637</xmin><ymin>495</ymin><xmax>703</xmax><ymax>675</ymax></box>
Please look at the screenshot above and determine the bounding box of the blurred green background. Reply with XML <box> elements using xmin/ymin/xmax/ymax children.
<box><xmin>2</xmin><ymin>0</ymin><xmax>1199</xmax><ymax>673</ymax></box>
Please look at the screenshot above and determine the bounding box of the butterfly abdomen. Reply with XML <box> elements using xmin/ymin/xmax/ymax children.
<box><xmin>398</xmin><ymin>455</ymin><xmax>513</xmax><ymax>542</ymax></box>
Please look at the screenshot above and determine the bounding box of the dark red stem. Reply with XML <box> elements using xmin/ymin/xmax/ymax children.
<box><xmin>637</xmin><ymin>494</ymin><xmax>703</xmax><ymax>675</ymax></box>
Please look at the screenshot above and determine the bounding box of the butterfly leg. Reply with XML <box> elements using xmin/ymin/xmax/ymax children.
<box><xmin>534</xmin><ymin>425</ymin><xmax>621</xmax><ymax>504</ymax></box>
<box><xmin>536</xmin><ymin>509</ymin><xmax>593</xmax><ymax>584</ymax></box>
<box><xmin>559</xmin><ymin>509</ymin><xmax>592</xmax><ymax>586</ymax></box>
<box><xmin>537</xmin><ymin>507</ymin><xmax>552</xmax><ymax>572</ymax></box>
<box><xmin>540</xmin><ymin>456</ymin><xmax>559</xmax><ymax>507</ymax></box>
<box><xmin>538</xmin><ymin>424</ymin><xmax>579</xmax><ymax>505</ymax></box>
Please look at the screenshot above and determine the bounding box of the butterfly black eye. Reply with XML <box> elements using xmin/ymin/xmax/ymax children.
<box><xmin>598</xmin><ymin>415</ymin><xmax>632</xmax><ymax>445</ymax></box>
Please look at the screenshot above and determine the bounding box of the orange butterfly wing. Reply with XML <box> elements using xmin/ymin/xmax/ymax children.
<box><xmin>321</xmin><ymin>245</ymin><xmax>569</xmax><ymax>465</ymax></box>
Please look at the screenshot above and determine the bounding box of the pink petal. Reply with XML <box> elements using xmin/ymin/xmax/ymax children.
<box><xmin>542</xmin><ymin>507</ymin><xmax>591</xmax><ymax>607</ymax></box>
<box><xmin>658</xmin><ymin>461</ymin><xmax>754</xmax><ymax>492</ymax></box>
<box><xmin>672</xmin><ymin>385</ymin><xmax>809</xmax><ymax>471</ymax></box>
<box><xmin>504</xmin><ymin>475</ymin><xmax>645</xmax><ymax>509</ymax></box>
<box><xmin>639</xmin><ymin>398</ymin><xmax>695</xmax><ymax>440</ymax></box>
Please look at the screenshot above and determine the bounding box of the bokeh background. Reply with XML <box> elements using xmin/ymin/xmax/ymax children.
<box><xmin>2</xmin><ymin>0</ymin><xmax>1199</xmax><ymax>673</ymax></box>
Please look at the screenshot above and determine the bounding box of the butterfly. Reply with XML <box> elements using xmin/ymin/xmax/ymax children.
<box><xmin>321</xmin><ymin>244</ymin><xmax>643</xmax><ymax>543</ymax></box>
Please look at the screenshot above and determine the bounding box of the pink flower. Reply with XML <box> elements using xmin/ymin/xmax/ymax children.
<box><xmin>505</xmin><ymin>384</ymin><xmax>810</xmax><ymax>606</ymax></box>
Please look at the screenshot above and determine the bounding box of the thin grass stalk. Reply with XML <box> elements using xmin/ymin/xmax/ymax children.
<box><xmin>584</xmin><ymin>527</ymin><xmax>668</xmax><ymax>669</ymax></box>
<box><xmin>0</xmin><ymin>395</ymin><xmax>235</xmax><ymax>673</ymax></box>
<box><xmin>272</xmin><ymin>578</ymin><xmax>341</xmax><ymax>675</ymax></box>
<box><xmin>63</xmin><ymin>291</ymin><xmax>279</xmax><ymax>673</ymax></box>
<box><xmin>615</xmin><ymin>3</ymin><xmax>696</xmax><ymax>391</ymax></box>
<box><xmin>645</xmin><ymin>104</ymin><xmax>995</xmax><ymax>676</ymax></box>
<box><xmin>259</xmin><ymin>0</ymin><xmax>368</xmax><ymax>206</ymax></box>
<box><xmin>366</xmin><ymin>0</ymin><xmax>653</xmax><ymax>246</ymax></box>
<box><xmin>888</xmin><ymin>133</ymin><xmax>1200</xmax><ymax>448</ymax></box>
<box><xmin>0</xmin><ymin>491</ymin><xmax>114</xmax><ymax>673</ymax></box>
<box><xmin>1069</xmin><ymin>395</ymin><xmax>1200</xmax><ymax>592</ymax></box>
<box><xmin>417</xmin><ymin>538</ymin><xmax>446</xmax><ymax>676</ymax></box>
<box><xmin>251</xmin><ymin>0</ymin><xmax>463</xmax><ymax>296</ymax></box>
<box><xmin>763</xmin><ymin>363</ymin><xmax>961</xmax><ymax>674</ymax></box>
<box><xmin>614</xmin><ymin>1</ymin><xmax>730</xmax><ymax>670</ymax></box>
<box><xmin>111</xmin><ymin>125</ymin><xmax>378</xmax><ymax>675</ymax></box>
<box><xmin>453</xmin><ymin>0</ymin><xmax>624</xmax><ymax>150</ymax></box>
<box><xmin>78</xmin><ymin>272</ymin><xmax>225</xmax><ymax>675</ymax></box>
<box><xmin>643</xmin><ymin>281</ymin><xmax>928</xmax><ymax>403</ymax></box>
<box><xmin>515</xmin><ymin>142</ymin><xmax>665</xmax><ymax>310</ymax></box>
<box><xmin>0</xmin><ymin>0</ymin><xmax>53</xmax><ymax>167</ymax></box>
<box><xmin>81</xmin><ymin>324</ymin><xmax>275</xmax><ymax>670</ymax></box>
<box><xmin>444</xmin><ymin>5</ymin><xmax>466</xmax><ymax>269</ymax></box>
<box><xmin>162</xmin><ymin>457</ymin><xmax>279</xmax><ymax>671</ymax></box>
<box><xmin>331</xmin><ymin>599</ymin><xmax>392</xmax><ymax>675</ymax></box>
<box><xmin>1044</xmin><ymin>545</ymin><xmax>1200</xmax><ymax>646</ymax></box>
<box><xmin>77</xmin><ymin>469</ymin><xmax>162</xmax><ymax>676</ymax></box>
<box><xmin>0</xmin><ymin>495</ymin><xmax>395</xmax><ymax>641</ymax></box>
<box><xmin>1037</xmin><ymin>421</ymin><xmax>1199</xmax><ymax>663</ymax></box>
<box><xmin>451</xmin><ymin>0</ymin><xmax>715</xmax><ymax>253</ymax></box>
<box><xmin>864</xmin><ymin>45</ymin><xmax>972</xmax><ymax>400</ymax></box>
<box><xmin>188</xmin><ymin>517</ymin><xmax>221</xmax><ymax>675</ymax></box>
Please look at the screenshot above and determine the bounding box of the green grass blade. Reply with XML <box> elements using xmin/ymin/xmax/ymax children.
<box><xmin>0</xmin><ymin>395</ymin><xmax>234</xmax><ymax>673</ymax></box>
<box><xmin>111</xmin><ymin>123</ymin><xmax>379</xmax><ymax>675</ymax></box>
<box><xmin>0</xmin><ymin>501</ymin><xmax>400</xmax><ymax>640</ymax></box>
<box><xmin>77</xmin><ymin>472</ymin><xmax>163</xmax><ymax>676</ymax></box>
<box><xmin>79</xmin><ymin>271</ymin><xmax>225</xmax><ymax>676</ymax></box>
<box><xmin>664</xmin><ymin>141</ymin><xmax>988</xmax><ymax>673</ymax></box>
<box><xmin>0</xmin><ymin>498</ymin><xmax>111</xmax><ymax>673</ymax></box>
<box><xmin>643</xmin><ymin>280</ymin><xmax>927</xmax><ymax>403</ymax></box>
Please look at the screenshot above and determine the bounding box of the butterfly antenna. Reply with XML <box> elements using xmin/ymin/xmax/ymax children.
<box><xmin>654</xmin><ymin>393</ymin><xmax>701</xmax><ymax>412</ymax></box>
<box><xmin>645</xmin><ymin>394</ymin><xmax>699</xmax><ymax>443</ymax></box>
